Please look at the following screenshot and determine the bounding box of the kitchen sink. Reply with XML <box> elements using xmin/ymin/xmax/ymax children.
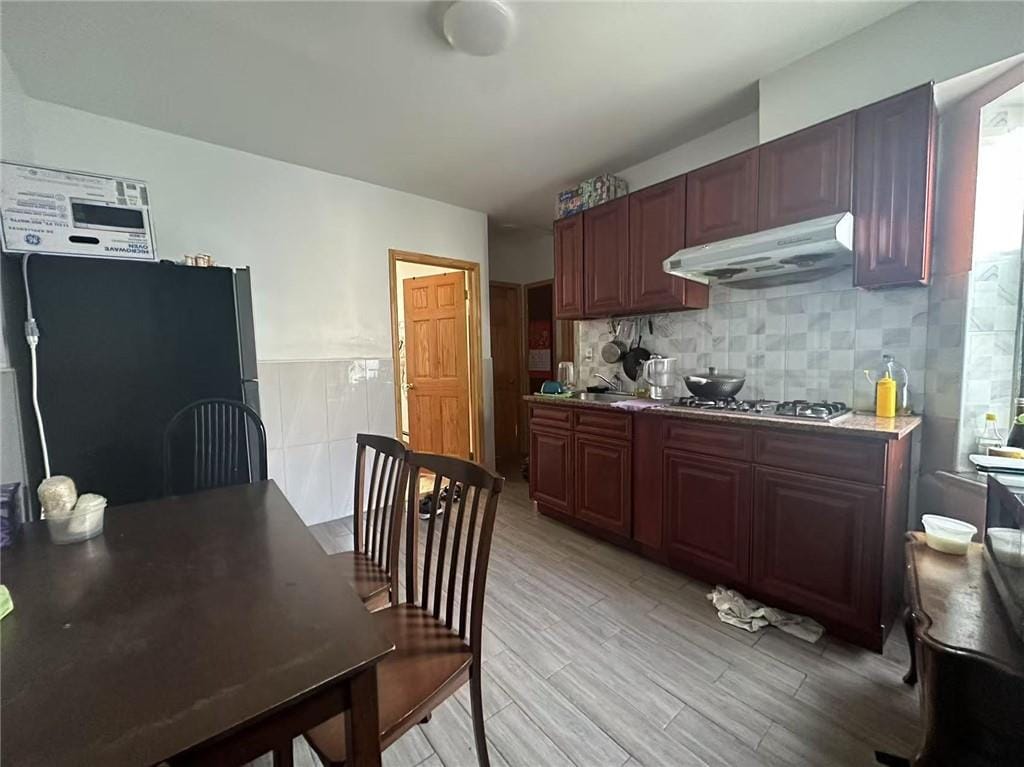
<box><xmin>569</xmin><ymin>391</ymin><xmax>636</xmax><ymax>403</ymax></box>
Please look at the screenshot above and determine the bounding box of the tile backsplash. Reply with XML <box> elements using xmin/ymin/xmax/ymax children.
<box><xmin>576</xmin><ymin>269</ymin><xmax>930</xmax><ymax>412</ymax></box>
<box><xmin>259</xmin><ymin>357</ymin><xmax>396</xmax><ymax>526</ymax></box>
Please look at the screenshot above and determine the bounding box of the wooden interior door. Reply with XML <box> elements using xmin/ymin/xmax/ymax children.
<box><xmin>403</xmin><ymin>272</ymin><xmax>471</xmax><ymax>459</ymax></box>
<box><xmin>489</xmin><ymin>282</ymin><xmax>523</xmax><ymax>466</ymax></box>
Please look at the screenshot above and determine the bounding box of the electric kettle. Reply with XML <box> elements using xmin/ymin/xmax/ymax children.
<box><xmin>640</xmin><ymin>356</ymin><xmax>678</xmax><ymax>400</ymax></box>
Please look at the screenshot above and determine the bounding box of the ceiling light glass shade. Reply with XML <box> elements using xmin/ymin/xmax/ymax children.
<box><xmin>443</xmin><ymin>1</ymin><xmax>516</xmax><ymax>56</ymax></box>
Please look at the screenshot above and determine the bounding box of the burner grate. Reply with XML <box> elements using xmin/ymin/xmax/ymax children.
<box><xmin>673</xmin><ymin>397</ymin><xmax>850</xmax><ymax>421</ymax></box>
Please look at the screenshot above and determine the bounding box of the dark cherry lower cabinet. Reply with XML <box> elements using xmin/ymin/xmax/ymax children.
<box><xmin>663</xmin><ymin>450</ymin><xmax>751</xmax><ymax>585</ymax></box>
<box><xmin>528</xmin><ymin>404</ymin><xmax>632</xmax><ymax>540</ymax></box>
<box><xmin>575</xmin><ymin>433</ymin><xmax>631</xmax><ymax>538</ymax></box>
<box><xmin>529</xmin><ymin>425</ymin><xmax>573</xmax><ymax>516</ymax></box>
<box><xmin>528</xmin><ymin>401</ymin><xmax>915</xmax><ymax>651</ymax></box>
<box><xmin>751</xmin><ymin>467</ymin><xmax>883</xmax><ymax>637</ymax></box>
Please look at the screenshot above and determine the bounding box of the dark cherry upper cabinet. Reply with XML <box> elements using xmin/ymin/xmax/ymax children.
<box><xmin>628</xmin><ymin>176</ymin><xmax>709</xmax><ymax>313</ymax></box>
<box><xmin>529</xmin><ymin>426</ymin><xmax>573</xmax><ymax>517</ymax></box>
<box><xmin>583</xmin><ymin>198</ymin><xmax>629</xmax><ymax>316</ymax></box>
<box><xmin>751</xmin><ymin>466</ymin><xmax>882</xmax><ymax>635</ymax></box>
<box><xmin>685</xmin><ymin>149</ymin><xmax>759</xmax><ymax>247</ymax></box>
<box><xmin>758</xmin><ymin>114</ymin><xmax>854</xmax><ymax>230</ymax></box>
<box><xmin>574</xmin><ymin>432</ymin><xmax>631</xmax><ymax>537</ymax></box>
<box><xmin>663</xmin><ymin>450</ymin><xmax>752</xmax><ymax>585</ymax></box>
<box><xmin>853</xmin><ymin>84</ymin><xmax>936</xmax><ymax>288</ymax></box>
<box><xmin>553</xmin><ymin>214</ymin><xmax>585</xmax><ymax>319</ymax></box>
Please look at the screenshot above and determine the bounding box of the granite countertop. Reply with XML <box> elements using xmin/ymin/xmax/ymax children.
<box><xmin>523</xmin><ymin>394</ymin><xmax>922</xmax><ymax>440</ymax></box>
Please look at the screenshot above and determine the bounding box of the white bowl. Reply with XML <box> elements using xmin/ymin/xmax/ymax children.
<box><xmin>921</xmin><ymin>514</ymin><xmax>977</xmax><ymax>555</ymax></box>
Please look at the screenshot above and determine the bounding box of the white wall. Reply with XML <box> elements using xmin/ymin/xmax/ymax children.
<box><xmin>0</xmin><ymin>53</ymin><xmax>34</xmax><ymax>370</ymax></box>
<box><xmin>758</xmin><ymin>1</ymin><xmax>1024</xmax><ymax>141</ymax></box>
<box><xmin>613</xmin><ymin>113</ymin><xmax>759</xmax><ymax>189</ymax></box>
<box><xmin>12</xmin><ymin>98</ymin><xmax>491</xmax><ymax>363</ymax></box>
<box><xmin>488</xmin><ymin>227</ymin><xmax>554</xmax><ymax>285</ymax></box>
<box><xmin>1</xmin><ymin>76</ymin><xmax>496</xmax><ymax>522</ymax></box>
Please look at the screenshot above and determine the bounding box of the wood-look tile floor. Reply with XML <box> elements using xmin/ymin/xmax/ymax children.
<box><xmin>265</xmin><ymin>478</ymin><xmax>919</xmax><ymax>767</ymax></box>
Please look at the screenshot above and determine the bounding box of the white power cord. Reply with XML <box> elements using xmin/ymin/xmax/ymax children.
<box><xmin>22</xmin><ymin>253</ymin><xmax>51</xmax><ymax>478</ymax></box>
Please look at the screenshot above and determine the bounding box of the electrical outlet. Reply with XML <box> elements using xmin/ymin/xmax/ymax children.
<box><xmin>585</xmin><ymin>345</ymin><xmax>594</xmax><ymax>362</ymax></box>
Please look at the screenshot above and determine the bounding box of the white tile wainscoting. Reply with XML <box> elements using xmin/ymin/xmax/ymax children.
<box><xmin>258</xmin><ymin>358</ymin><xmax>396</xmax><ymax>526</ymax></box>
<box><xmin>957</xmin><ymin>252</ymin><xmax>1021</xmax><ymax>468</ymax></box>
<box><xmin>576</xmin><ymin>269</ymin><xmax>930</xmax><ymax>413</ymax></box>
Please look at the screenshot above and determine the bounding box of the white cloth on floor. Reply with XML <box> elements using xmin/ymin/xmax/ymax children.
<box><xmin>707</xmin><ymin>585</ymin><xmax>824</xmax><ymax>643</ymax></box>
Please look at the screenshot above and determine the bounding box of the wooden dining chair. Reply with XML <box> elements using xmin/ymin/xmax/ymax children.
<box><xmin>305</xmin><ymin>451</ymin><xmax>504</xmax><ymax>767</ymax></box>
<box><xmin>333</xmin><ymin>434</ymin><xmax>410</xmax><ymax>610</ymax></box>
<box><xmin>162</xmin><ymin>398</ymin><xmax>267</xmax><ymax>496</ymax></box>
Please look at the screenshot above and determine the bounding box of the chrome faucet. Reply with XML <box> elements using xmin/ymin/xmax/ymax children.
<box><xmin>594</xmin><ymin>372</ymin><xmax>624</xmax><ymax>392</ymax></box>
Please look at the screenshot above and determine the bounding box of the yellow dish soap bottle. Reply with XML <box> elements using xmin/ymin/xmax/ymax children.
<box><xmin>875</xmin><ymin>373</ymin><xmax>896</xmax><ymax>418</ymax></box>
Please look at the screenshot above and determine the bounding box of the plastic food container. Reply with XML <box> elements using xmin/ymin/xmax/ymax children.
<box><xmin>47</xmin><ymin>506</ymin><xmax>105</xmax><ymax>545</ymax></box>
<box><xmin>921</xmin><ymin>514</ymin><xmax>977</xmax><ymax>555</ymax></box>
<box><xmin>987</xmin><ymin>527</ymin><xmax>1024</xmax><ymax>568</ymax></box>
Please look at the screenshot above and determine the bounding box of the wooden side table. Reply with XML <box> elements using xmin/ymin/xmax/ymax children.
<box><xmin>902</xmin><ymin>532</ymin><xmax>1024</xmax><ymax>766</ymax></box>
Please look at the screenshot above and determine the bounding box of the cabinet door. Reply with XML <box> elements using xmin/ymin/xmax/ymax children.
<box><xmin>583</xmin><ymin>198</ymin><xmax>629</xmax><ymax>316</ymax></box>
<box><xmin>751</xmin><ymin>467</ymin><xmax>882</xmax><ymax>629</ymax></box>
<box><xmin>529</xmin><ymin>426</ymin><xmax>573</xmax><ymax>516</ymax></box>
<box><xmin>685</xmin><ymin>149</ymin><xmax>759</xmax><ymax>246</ymax></box>
<box><xmin>574</xmin><ymin>432</ymin><xmax>631</xmax><ymax>537</ymax></box>
<box><xmin>632</xmin><ymin>413</ymin><xmax>664</xmax><ymax>550</ymax></box>
<box><xmin>663</xmin><ymin>450</ymin><xmax>751</xmax><ymax>585</ymax></box>
<box><xmin>853</xmin><ymin>84</ymin><xmax>936</xmax><ymax>288</ymax></box>
<box><xmin>758</xmin><ymin>113</ymin><xmax>854</xmax><ymax>230</ymax></box>
<box><xmin>554</xmin><ymin>214</ymin><xmax>585</xmax><ymax>319</ymax></box>
<box><xmin>628</xmin><ymin>176</ymin><xmax>709</xmax><ymax>313</ymax></box>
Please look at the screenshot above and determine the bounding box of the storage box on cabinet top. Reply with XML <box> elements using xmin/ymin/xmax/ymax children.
<box><xmin>556</xmin><ymin>174</ymin><xmax>628</xmax><ymax>219</ymax></box>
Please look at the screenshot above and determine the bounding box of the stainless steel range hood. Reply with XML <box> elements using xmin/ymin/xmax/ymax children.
<box><xmin>663</xmin><ymin>212</ymin><xmax>854</xmax><ymax>289</ymax></box>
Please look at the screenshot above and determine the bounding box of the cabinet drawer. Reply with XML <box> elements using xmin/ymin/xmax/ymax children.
<box><xmin>662</xmin><ymin>419</ymin><xmax>752</xmax><ymax>461</ymax></box>
<box><xmin>529</xmin><ymin>404</ymin><xmax>572</xmax><ymax>430</ymax></box>
<box><xmin>573</xmin><ymin>409</ymin><xmax>631</xmax><ymax>439</ymax></box>
<box><xmin>754</xmin><ymin>430</ymin><xmax>887</xmax><ymax>485</ymax></box>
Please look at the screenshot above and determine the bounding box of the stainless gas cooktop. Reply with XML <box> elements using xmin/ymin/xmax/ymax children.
<box><xmin>673</xmin><ymin>397</ymin><xmax>851</xmax><ymax>421</ymax></box>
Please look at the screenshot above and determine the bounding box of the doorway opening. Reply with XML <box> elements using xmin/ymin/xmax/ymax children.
<box><xmin>488</xmin><ymin>278</ymin><xmax>575</xmax><ymax>471</ymax></box>
<box><xmin>388</xmin><ymin>250</ymin><xmax>485</xmax><ymax>464</ymax></box>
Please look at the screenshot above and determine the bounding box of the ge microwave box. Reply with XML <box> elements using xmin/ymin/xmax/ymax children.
<box><xmin>556</xmin><ymin>174</ymin><xmax>628</xmax><ymax>219</ymax></box>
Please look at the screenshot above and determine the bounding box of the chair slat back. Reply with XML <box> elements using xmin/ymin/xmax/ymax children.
<box><xmin>398</xmin><ymin>452</ymin><xmax>503</xmax><ymax>647</ymax></box>
<box><xmin>353</xmin><ymin>434</ymin><xmax>410</xmax><ymax>572</ymax></box>
<box><xmin>163</xmin><ymin>398</ymin><xmax>267</xmax><ymax>496</ymax></box>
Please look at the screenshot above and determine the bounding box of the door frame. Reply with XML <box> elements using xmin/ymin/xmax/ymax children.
<box><xmin>489</xmin><ymin>280</ymin><xmax>525</xmax><ymax>464</ymax></box>
<box><xmin>524</xmin><ymin>278</ymin><xmax>576</xmax><ymax>371</ymax></box>
<box><xmin>388</xmin><ymin>249</ymin><xmax>486</xmax><ymax>464</ymax></box>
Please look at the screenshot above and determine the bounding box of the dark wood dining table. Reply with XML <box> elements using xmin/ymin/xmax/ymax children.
<box><xmin>1</xmin><ymin>481</ymin><xmax>394</xmax><ymax>766</ymax></box>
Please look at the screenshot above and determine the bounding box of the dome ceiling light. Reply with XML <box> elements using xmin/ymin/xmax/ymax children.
<box><xmin>443</xmin><ymin>1</ymin><xmax>516</xmax><ymax>57</ymax></box>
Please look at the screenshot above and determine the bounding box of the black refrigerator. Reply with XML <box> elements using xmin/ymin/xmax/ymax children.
<box><xmin>2</xmin><ymin>254</ymin><xmax>260</xmax><ymax>517</ymax></box>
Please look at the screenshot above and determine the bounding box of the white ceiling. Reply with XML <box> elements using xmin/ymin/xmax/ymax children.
<box><xmin>1</xmin><ymin>1</ymin><xmax>907</xmax><ymax>227</ymax></box>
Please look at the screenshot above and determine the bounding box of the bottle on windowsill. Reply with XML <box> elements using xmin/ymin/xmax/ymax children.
<box><xmin>978</xmin><ymin>412</ymin><xmax>1005</xmax><ymax>454</ymax></box>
